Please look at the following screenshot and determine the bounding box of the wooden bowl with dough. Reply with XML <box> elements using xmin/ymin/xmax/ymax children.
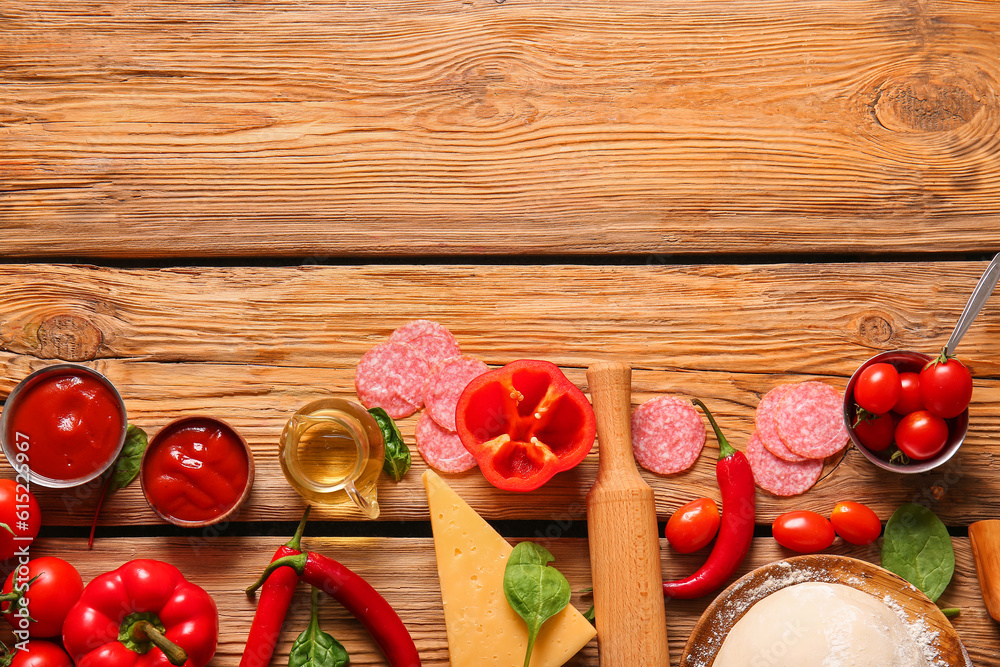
<box><xmin>680</xmin><ymin>554</ymin><xmax>971</xmax><ymax>667</ymax></box>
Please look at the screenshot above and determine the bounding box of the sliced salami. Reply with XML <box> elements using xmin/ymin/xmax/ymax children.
<box><xmin>746</xmin><ymin>431</ymin><xmax>824</xmax><ymax>496</ymax></box>
<box><xmin>424</xmin><ymin>355</ymin><xmax>490</xmax><ymax>431</ymax></box>
<box><xmin>388</xmin><ymin>320</ymin><xmax>461</xmax><ymax>368</ymax></box>
<box><xmin>354</xmin><ymin>342</ymin><xmax>431</xmax><ymax>419</ymax></box>
<box><xmin>415</xmin><ymin>412</ymin><xmax>477</xmax><ymax>473</ymax></box>
<box><xmin>775</xmin><ymin>381</ymin><xmax>849</xmax><ymax>459</ymax></box>
<box><xmin>631</xmin><ymin>395</ymin><xmax>706</xmax><ymax>475</ymax></box>
<box><xmin>754</xmin><ymin>385</ymin><xmax>807</xmax><ymax>463</ymax></box>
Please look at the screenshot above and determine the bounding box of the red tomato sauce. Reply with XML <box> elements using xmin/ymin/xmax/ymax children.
<box><xmin>7</xmin><ymin>371</ymin><xmax>123</xmax><ymax>481</ymax></box>
<box><xmin>143</xmin><ymin>419</ymin><xmax>250</xmax><ymax>523</ymax></box>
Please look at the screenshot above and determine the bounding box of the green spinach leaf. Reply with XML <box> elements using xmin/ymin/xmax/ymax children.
<box><xmin>289</xmin><ymin>587</ymin><xmax>350</xmax><ymax>667</ymax></box>
<box><xmin>89</xmin><ymin>424</ymin><xmax>148</xmax><ymax>548</ymax></box>
<box><xmin>881</xmin><ymin>503</ymin><xmax>955</xmax><ymax>602</ymax></box>
<box><xmin>503</xmin><ymin>541</ymin><xmax>572</xmax><ymax>667</ymax></box>
<box><xmin>368</xmin><ymin>408</ymin><xmax>411</xmax><ymax>482</ymax></box>
<box><xmin>111</xmin><ymin>424</ymin><xmax>148</xmax><ymax>491</ymax></box>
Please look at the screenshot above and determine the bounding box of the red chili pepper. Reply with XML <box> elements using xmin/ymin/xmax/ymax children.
<box><xmin>247</xmin><ymin>551</ymin><xmax>420</xmax><ymax>667</ymax></box>
<box><xmin>62</xmin><ymin>559</ymin><xmax>218</xmax><ymax>667</ymax></box>
<box><xmin>662</xmin><ymin>399</ymin><xmax>755</xmax><ymax>600</ymax></box>
<box><xmin>238</xmin><ymin>506</ymin><xmax>310</xmax><ymax>667</ymax></box>
<box><xmin>455</xmin><ymin>359</ymin><xmax>597</xmax><ymax>492</ymax></box>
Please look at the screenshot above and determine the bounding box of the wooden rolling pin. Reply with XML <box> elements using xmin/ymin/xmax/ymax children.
<box><xmin>586</xmin><ymin>361</ymin><xmax>670</xmax><ymax>665</ymax></box>
<box><xmin>970</xmin><ymin>519</ymin><xmax>1000</xmax><ymax>622</ymax></box>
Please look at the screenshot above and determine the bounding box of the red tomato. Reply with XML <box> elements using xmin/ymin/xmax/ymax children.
<box><xmin>666</xmin><ymin>498</ymin><xmax>721</xmax><ymax>553</ymax></box>
<box><xmin>1</xmin><ymin>557</ymin><xmax>83</xmax><ymax>637</ymax></box>
<box><xmin>0</xmin><ymin>479</ymin><xmax>41</xmax><ymax>562</ymax></box>
<box><xmin>893</xmin><ymin>372</ymin><xmax>924</xmax><ymax>415</ymax></box>
<box><xmin>920</xmin><ymin>355</ymin><xmax>973</xmax><ymax>419</ymax></box>
<box><xmin>830</xmin><ymin>501</ymin><xmax>881</xmax><ymax>545</ymax></box>
<box><xmin>6</xmin><ymin>640</ymin><xmax>73</xmax><ymax>667</ymax></box>
<box><xmin>853</xmin><ymin>412</ymin><xmax>895</xmax><ymax>452</ymax></box>
<box><xmin>895</xmin><ymin>410</ymin><xmax>949</xmax><ymax>460</ymax></box>
<box><xmin>772</xmin><ymin>511</ymin><xmax>835</xmax><ymax>553</ymax></box>
<box><xmin>853</xmin><ymin>363</ymin><xmax>901</xmax><ymax>415</ymax></box>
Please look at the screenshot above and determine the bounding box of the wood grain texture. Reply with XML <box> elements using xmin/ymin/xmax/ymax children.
<box><xmin>4</xmin><ymin>0</ymin><xmax>1000</xmax><ymax>256</ymax></box>
<box><xmin>1</xmin><ymin>261</ymin><xmax>999</xmax><ymax>525</ymax></box>
<box><xmin>17</xmin><ymin>535</ymin><xmax>997</xmax><ymax>666</ymax></box>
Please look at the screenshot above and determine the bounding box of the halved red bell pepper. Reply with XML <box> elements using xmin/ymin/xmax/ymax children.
<box><xmin>62</xmin><ymin>559</ymin><xmax>218</xmax><ymax>667</ymax></box>
<box><xmin>455</xmin><ymin>359</ymin><xmax>596</xmax><ymax>491</ymax></box>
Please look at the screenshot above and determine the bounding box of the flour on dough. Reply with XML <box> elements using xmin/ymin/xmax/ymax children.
<box><xmin>713</xmin><ymin>582</ymin><xmax>931</xmax><ymax>667</ymax></box>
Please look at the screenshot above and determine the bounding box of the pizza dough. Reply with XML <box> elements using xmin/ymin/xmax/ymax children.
<box><xmin>713</xmin><ymin>582</ymin><xmax>931</xmax><ymax>666</ymax></box>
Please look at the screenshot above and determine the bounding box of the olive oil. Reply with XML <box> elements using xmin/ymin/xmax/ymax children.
<box><xmin>278</xmin><ymin>398</ymin><xmax>384</xmax><ymax>518</ymax></box>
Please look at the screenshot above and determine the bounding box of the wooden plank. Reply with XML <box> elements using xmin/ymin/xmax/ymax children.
<box><xmin>22</xmin><ymin>535</ymin><xmax>998</xmax><ymax>666</ymax></box>
<box><xmin>3</xmin><ymin>1</ymin><xmax>1000</xmax><ymax>256</ymax></box>
<box><xmin>2</xmin><ymin>262</ymin><xmax>999</xmax><ymax>526</ymax></box>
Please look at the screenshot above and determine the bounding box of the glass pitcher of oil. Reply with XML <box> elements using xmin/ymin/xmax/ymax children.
<box><xmin>278</xmin><ymin>398</ymin><xmax>384</xmax><ymax>519</ymax></box>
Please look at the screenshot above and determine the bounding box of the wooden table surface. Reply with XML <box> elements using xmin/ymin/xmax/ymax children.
<box><xmin>3</xmin><ymin>1</ymin><xmax>1000</xmax><ymax>664</ymax></box>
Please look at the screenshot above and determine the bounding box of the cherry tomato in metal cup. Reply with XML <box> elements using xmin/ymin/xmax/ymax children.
<box><xmin>853</xmin><ymin>363</ymin><xmax>901</xmax><ymax>415</ymax></box>
<box><xmin>895</xmin><ymin>410</ymin><xmax>949</xmax><ymax>460</ymax></box>
<box><xmin>665</xmin><ymin>497</ymin><xmax>721</xmax><ymax>554</ymax></box>
<box><xmin>5</xmin><ymin>640</ymin><xmax>73</xmax><ymax>667</ymax></box>
<box><xmin>830</xmin><ymin>501</ymin><xmax>881</xmax><ymax>545</ymax></box>
<box><xmin>920</xmin><ymin>352</ymin><xmax>973</xmax><ymax>419</ymax></box>
<box><xmin>853</xmin><ymin>411</ymin><xmax>896</xmax><ymax>452</ymax></box>
<box><xmin>1</xmin><ymin>556</ymin><xmax>83</xmax><ymax>637</ymax></box>
<box><xmin>893</xmin><ymin>371</ymin><xmax>924</xmax><ymax>415</ymax></box>
<box><xmin>772</xmin><ymin>510</ymin><xmax>836</xmax><ymax>553</ymax></box>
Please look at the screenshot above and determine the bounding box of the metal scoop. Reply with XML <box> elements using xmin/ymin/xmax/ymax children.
<box><xmin>944</xmin><ymin>252</ymin><xmax>1000</xmax><ymax>357</ymax></box>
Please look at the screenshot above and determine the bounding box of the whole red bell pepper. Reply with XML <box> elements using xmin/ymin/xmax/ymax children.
<box><xmin>62</xmin><ymin>559</ymin><xmax>218</xmax><ymax>667</ymax></box>
<box><xmin>455</xmin><ymin>359</ymin><xmax>596</xmax><ymax>491</ymax></box>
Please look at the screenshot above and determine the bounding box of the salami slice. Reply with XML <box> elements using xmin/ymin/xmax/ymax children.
<box><xmin>415</xmin><ymin>412</ymin><xmax>477</xmax><ymax>473</ymax></box>
<box><xmin>754</xmin><ymin>385</ymin><xmax>807</xmax><ymax>463</ymax></box>
<box><xmin>746</xmin><ymin>431</ymin><xmax>824</xmax><ymax>496</ymax></box>
<box><xmin>775</xmin><ymin>381</ymin><xmax>849</xmax><ymax>459</ymax></box>
<box><xmin>424</xmin><ymin>355</ymin><xmax>490</xmax><ymax>431</ymax></box>
<box><xmin>388</xmin><ymin>320</ymin><xmax>461</xmax><ymax>368</ymax></box>
<box><xmin>354</xmin><ymin>342</ymin><xmax>431</xmax><ymax>419</ymax></box>
<box><xmin>631</xmin><ymin>395</ymin><xmax>706</xmax><ymax>475</ymax></box>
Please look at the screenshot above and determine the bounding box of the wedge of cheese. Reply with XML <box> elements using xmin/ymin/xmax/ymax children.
<box><xmin>423</xmin><ymin>470</ymin><xmax>597</xmax><ymax>666</ymax></box>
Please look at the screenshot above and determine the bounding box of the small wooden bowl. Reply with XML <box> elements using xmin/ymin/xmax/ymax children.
<box><xmin>680</xmin><ymin>554</ymin><xmax>971</xmax><ymax>667</ymax></box>
<box><xmin>141</xmin><ymin>416</ymin><xmax>255</xmax><ymax>528</ymax></box>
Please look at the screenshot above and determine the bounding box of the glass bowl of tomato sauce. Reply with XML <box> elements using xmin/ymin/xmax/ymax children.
<box><xmin>140</xmin><ymin>416</ymin><xmax>255</xmax><ymax>528</ymax></box>
<box><xmin>844</xmin><ymin>350</ymin><xmax>969</xmax><ymax>474</ymax></box>
<box><xmin>1</xmin><ymin>364</ymin><xmax>128</xmax><ymax>488</ymax></box>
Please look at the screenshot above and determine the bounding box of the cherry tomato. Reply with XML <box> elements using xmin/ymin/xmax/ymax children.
<box><xmin>1</xmin><ymin>557</ymin><xmax>83</xmax><ymax>637</ymax></box>
<box><xmin>772</xmin><ymin>510</ymin><xmax>836</xmax><ymax>553</ymax></box>
<box><xmin>830</xmin><ymin>501</ymin><xmax>881</xmax><ymax>545</ymax></box>
<box><xmin>665</xmin><ymin>498</ymin><xmax>721</xmax><ymax>554</ymax></box>
<box><xmin>895</xmin><ymin>410</ymin><xmax>949</xmax><ymax>460</ymax></box>
<box><xmin>5</xmin><ymin>641</ymin><xmax>73</xmax><ymax>667</ymax></box>
<box><xmin>0</xmin><ymin>479</ymin><xmax>41</xmax><ymax>563</ymax></box>
<box><xmin>853</xmin><ymin>363</ymin><xmax>901</xmax><ymax>415</ymax></box>
<box><xmin>920</xmin><ymin>354</ymin><xmax>973</xmax><ymax>418</ymax></box>
<box><xmin>853</xmin><ymin>412</ymin><xmax>895</xmax><ymax>452</ymax></box>
<box><xmin>893</xmin><ymin>372</ymin><xmax>924</xmax><ymax>415</ymax></box>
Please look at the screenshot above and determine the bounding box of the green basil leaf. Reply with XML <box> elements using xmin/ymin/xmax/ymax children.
<box><xmin>289</xmin><ymin>631</ymin><xmax>349</xmax><ymax>667</ymax></box>
<box><xmin>368</xmin><ymin>407</ymin><xmax>411</xmax><ymax>482</ymax></box>
<box><xmin>583</xmin><ymin>605</ymin><xmax>595</xmax><ymax>625</ymax></box>
<box><xmin>289</xmin><ymin>587</ymin><xmax>350</xmax><ymax>667</ymax></box>
<box><xmin>881</xmin><ymin>503</ymin><xmax>955</xmax><ymax>602</ymax></box>
<box><xmin>110</xmin><ymin>424</ymin><xmax>148</xmax><ymax>492</ymax></box>
<box><xmin>503</xmin><ymin>541</ymin><xmax>572</xmax><ymax>667</ymax></box>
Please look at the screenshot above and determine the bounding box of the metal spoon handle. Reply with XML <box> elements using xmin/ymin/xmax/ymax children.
<box><xmin>945</xmin><ymin>252</ymin><xmax>1000</xmax><ymax>356</ymax></box>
